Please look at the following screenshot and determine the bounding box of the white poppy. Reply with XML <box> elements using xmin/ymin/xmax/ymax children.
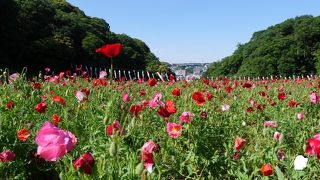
<box><xmin>76</xmin><ymin>91</ymin><xmax>86</xmax><ymax>102</ymax></box>
<box><xmin>222</xmin><ymin>104</ymin><xmax>230</xmax><ymax>112</ymax></box>
<box><xmin>294</xmin><ymin>155</ymin><xmax>308</xmax><ymax>170</ymax></box>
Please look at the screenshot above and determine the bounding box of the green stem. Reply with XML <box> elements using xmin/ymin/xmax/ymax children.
<box><xmin>110</xmin><ymin>57</ymin><xmax>113</xmax><ymax>80</ymax></box>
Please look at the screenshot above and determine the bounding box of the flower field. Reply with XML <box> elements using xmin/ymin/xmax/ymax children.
<box><xmin>1</xmin><ymin>71</ymin><xmax>320</xmax><ymax>179</ymax></box>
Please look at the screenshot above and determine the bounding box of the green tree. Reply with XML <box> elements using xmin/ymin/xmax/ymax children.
<box><xmin>0</xmin><ymin>0</ymin><xmax>160</xmax><ymax>74</ymax></box>
<box><xmin>205</xmin><ymin>15</ymin><xmax>320</xmax><ymax>78</ymax></box>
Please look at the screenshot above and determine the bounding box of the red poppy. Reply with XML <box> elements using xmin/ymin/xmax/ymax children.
<box><xmin>242</xmin><ymin>82</ymin><xmax>252</xmax><ymax>88</ymax></box>
<box><xmin>258</xmin><ymin>91</ymin><xmax>267</xmax><ymax>98</ymax></box>
<box><xmin>192</xmin><ymin>92</ymin><xmax>206</xmax><ymax>106</ymax></box>
<box><xmin>81</xmin><ymin>88</ymin><xmax>90</xmax><ymax>96</ymax></box>
<box><xmin>211</xmin><ymin>83</ymin><xmax>218</xmax><ymax>89</ymax></box>
<box><xmin>224</xmin><ymin>86</ymin><xmax>233</xmax><ymax>94</ymax></box>
<box><xmin>92</xmin><ymin>79</ymin><xmax>107</xmax><ymax>87</ymax></box>
<box><xmin>130</xmin><ymin>104</ymin><xmax>143</xmax><ymax>116</ymax></box>
<box><xmin>142</xmin><ymin>100</ymin><xmax>149</xmax><ymax>107</ymax></box>
<box><xmin>33</xmin><ymin>83</ymin><xmax>41</xmax><ymax>90</ymax></box>
<box><xmin>172</xmin><ymin>88</ymin><xmax>180</xmax><ymax>97</ymax></box>
<box><xmin>256</xmin><ymin>104</ymin><xmax>265</xmax><ymax>111</ymax></box>
<box><xmin>106</xmin><ymin>120</ymin><xmax>124</xmax><ymax>137</ymax></box>
<box><xmin>95</xmin><ymin>43</ymin><xmax>122</xmax><ymax>58</ymax></box>
<box><xmin>260</xmin><ymin>163</ymin><xmax>273</xmax><ymax>176</ymax></box>
<box><xmin>288</xmin><ymin>99</ymin><xmax>300</xmax><ymax>108</ymax></box>
<box><xmin>222</xmin><ymin>77</ymin><xmax>230</xmax><ymax>85</ymax></box>
<box><xmin>17</xmin><ymin>128</ymin><xmax>30</xmax><ymax>141</ymax></box>
<box><xmin>277</xmin><ymin>92</ymin><xmax>286</xmax><ymax>101</ymax></box>
<box><xmin>35</xmin><ymin>102</ymin><xmax>46</xmax><ymax>113</ymax></box>
<box><xmin>164</xmin><ymin>100</ymin><xmax>176</xmax><ymax>114</ymax></box>
<box><xmin>52</xmin><ymin>114</ymin><xmax>62</xmax><ymax>126</ymax></box>
<box><xmin>148</xmin><ymin>78</ymin><xmax>157</xmax><ymax>87</ymax></box>
<box><xmin>157</xmin><ymin>107</ymin><xmax>171</xmax><ymax>118</ymax></box>
<box><xmin>73</xmin><ymin>153</ymin><xmax>95</xmax><ymax>175</ymax></box>
<box><xmin>52</xmin><ymin>96</ymin><xmax>66</xmax><ymax>105</ymax></box>
<box><xmin>139</xmin><ymin>89</ymin><xmax>146</xmax><ymax>96</ymax></box>
<box><xmin>206</xmin><ymin>91</ymin><xmax>213</xmax><ymax>101</ymax></box>
<box><xmin>6</xmin><ymin>101</ymin><xmax>15</xmax><ymax>109</ymax></box>
<box><xmin>200</xmin><ymin>111</ymin><xmax>207</xmax><ymax>119</ymax></box>
<box><xmin>203</xmin><ymin>79</ymin><xmax>209</xmax><ymax>85</ymax></box>
<box><xmin>233</xmin><ymin>152</ymin><xmax>241</xmax><ymax>160</ymax></box>
<box><xmin>246</xmin><ymin>107</ymin><xmax>254</xmax><ymax>113</ymax></box>
<box><xmin>169</xmin><ymin>74</ymin><xmax>175</xmax><ymax>82</ymax></box>
<box><xmin>267</xmin><ymin>98</ymin><xmax>276</xmax><ymax>106</ymax></box>
<box><xmin>157</xmin><ymin>100</ymin><xmax>176</xmax><ymax>118</ymax></box>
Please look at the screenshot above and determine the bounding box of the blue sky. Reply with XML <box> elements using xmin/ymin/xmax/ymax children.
<box><xmin>67</xmin><ymin>0</ymin><xmax>320</xmax><ymax>63</ymax></box>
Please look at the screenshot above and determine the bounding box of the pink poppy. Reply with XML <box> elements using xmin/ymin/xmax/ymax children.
<box><xmin>75</xmin><ymin>91</ymin><xmax>86</xmax><ymax>102</ymax></box>
<box><xmin>234</xmin><ymin>137</ymin><xmax>246</xmax><ymax>151</ymax></box>
<box><xmin>277</xmin><ymin>149</ymin><xmax>285</xmax><ymax>160</ymax></box>
<box><xmin>179</xmin><ymin>112</ymin><xmax>195</xmax><ymax>123</ymax></box>
<box><xmin>0</xmin><ymin>150</ymin><xmax>15</xmax><ymax>162</ymax></box>
<box><xmin>35</xmin><ymin>121</ymin><xmax>77</xmax><ymax>161</ymax></box>
<box><xmin>44</xmin><ymin>68</ymin><xmax>50</xmax><ymax>73</ymax></box>
<box><xmin>263</xmin><ymin>121</ymin><xmax>278</xmax><ymax>128</ymax></box>
<box><xmin>99</xmin><ymin>70</ymin><xmax>107</xmax><ymax>79</ymax></box>
<box><xmin>200</xmin><ymin>111</ymin><xmax>207</xmax><ymax>119</ymax></box>
<box><xmin>273</xmin><ymin>132</ymin><xmax>283</xmax><ymax>141</ymax></box>
<box><xmin>297</xmin><ymin>112</ymin><xmax>305</xmax><ymax>120</ymax></box>
<box><xmin>306</xmin><ymin>133</ymin><xmax>320</xmax><ymax>159</ymax></box>
<box><xmin>310</xmin><ymin>91</ymin><xmax>319</xmax><ymax>104</ymax></box>
<box><xmin>140</xmin><ymin>140</ymin><xmax>158</xmax><ymax>173</ymax></box>
<box><xmin>249</xmin><ymin>98</ymin><xmax>256</xmax><ymax>107</ymax></box>
<box><xmin>166</xmin><ymin>122</ymin><xmax>182</xmax><ymax>138</ymax></box>
<box><xmin>122</xmin><ymin>93</ymin><xmax>130</xmax><ymax>103</ymax></box>
<box><xmin>149</xmin><ymin>92</ymin><xmax>163</xmax><ymax>108</ymax></box>
<box><xmin>9</xmin><ymin>73</ymin><xmax>19</xmax><ymax>84</ymax></box>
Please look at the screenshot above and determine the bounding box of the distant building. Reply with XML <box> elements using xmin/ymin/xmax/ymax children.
<box><xmin>193</xmin><ymin>66</ymin><xmax>201</xmax><ymax>75</ymax></box>
<box><xmin>169</xmin><ymin>62</ymin><xmax>211</xmax><ymax>79</ymax></box>
<box><xmin>174</xmin><ymin>69</ymin><xmax>186</xmax><ymax>76</ymax></box>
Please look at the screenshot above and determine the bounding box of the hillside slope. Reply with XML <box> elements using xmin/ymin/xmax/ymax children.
<box><xmin>204</xmin><ymin>15</ymin><xmax>320</xmax><ymax>77</ymax></box>
<box><xmin>0</xmin><ymin>0</ymin><xmax>161</xmax><ymax>74</ymax></box>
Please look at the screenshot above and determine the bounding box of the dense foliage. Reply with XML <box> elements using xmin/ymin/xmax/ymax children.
<box><xmin>204</xmin><ymin>15</ymin><xmax>320</xmax><ymax>78</ymax></box>
<box><xmin>0</xmin><ymin>0</ymin><xmax>161</xmax><ymax>74</ymax></box>
<box><xmin>1</xmin><ymin>71</ymin><xmax>320</xmax><ymax>179</ymax></box>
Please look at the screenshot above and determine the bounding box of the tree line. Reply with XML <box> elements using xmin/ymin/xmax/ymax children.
<box><xmin>0</xmin><ymin>0</ymin><xmax>170</xmax><ymax>74</ymax></box>
<box><xmin>204</xmin><ymin>15</ymin><xmax>320</xmax><ymax>78</ymax></box>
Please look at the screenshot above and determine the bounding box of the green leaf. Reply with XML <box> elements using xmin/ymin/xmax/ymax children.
<box><xmin>275</xmin><ymin>166</ymin><xmax>285</xmax><ymax>180</ymax></box>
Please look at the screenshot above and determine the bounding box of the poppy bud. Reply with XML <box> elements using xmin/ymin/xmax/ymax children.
<box><xmin>135</xmin><ymin>162</ymin><xmax>144</xmax><ymax>175</ymax></box>
<box><xmin>109</xmin><ymin>142</ymin><xmax>117</xmax><ymax>157</ymax></box>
